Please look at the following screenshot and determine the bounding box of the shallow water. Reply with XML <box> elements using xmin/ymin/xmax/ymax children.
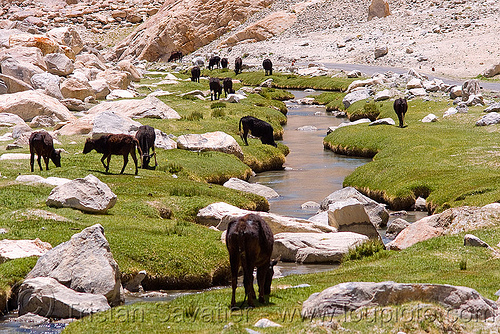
<box><xmin>251</xmin><ymin>90</ymin><xmax>370</xmax><ymax>219</ymax></box>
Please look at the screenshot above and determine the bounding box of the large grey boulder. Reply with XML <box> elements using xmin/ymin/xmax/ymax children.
<box><xmin>18</xmin><ymin>277</ymin><xmax>110</xmax><ymax>318</ymax></box>
<box><xmin>327</xmin><ymin>199</ymin><xmax>382</xmax><ymax>241</ymax></box>
<box><xmin>272</xmin><ymin>232</ymin><xmax>368</xmax><ymax>263</ymax></box>
<box><xmin>87</xmin><ymin>95</ymin><xmax>181</xmax><ymax>120</ymax></box>
<box><xmin>302</xmin><ymin>282</ymin><xmax>497</xmax><ymax>320</ymax></box>
<box><xmin>46</xmin><ymin>27</ymin><xmax>84</xmax><ymax>55</ymax></box>
<box><xmin>223</xmin><ymin>178</ymin><xmax>279</xmax><ymax>199</ymax></box>
<box><xmin>320</xmin><ymin>187</ymin><xmax>389</xmax><ymax>228</ymax></box>
<box><xmin>26</xmin><ymin>224</ymin><xmax>123</xmax><ymax>306</ymax></box>
<box><xmin>60</xmin><ymin>78</ymin><xmax>95</xmax><ymax>101</ymax></box>
<box><xmin>482</xmin><ymin>63</ymin><xmax>500</xmax><ymax>78</ymax></box>
<box><xmin>197</xmin><ymin>202</ymin><xmax>336</xmax><ymax>234</ymax></box>
<box><xmin>476</xmin><ymin>112</ymin><xmax>500</xmax><ymax>126</ymax></box>
<box><xmin>342</xmin><ymin>89</ymin><xmax>371</xmax><ymax>109</ymax></box>
<box><xmin>177</xmin><ymin>131</ymin><xmax>244</xmax><ymax>161</ymax></box>
<box><xmin>385</xmin><ymin>218</ymin><xmax>410</xmax><ymax>239</ymax></box>
<box><xmin>0</xmin><ymin>112</ymin><xmax>27</xmax><ymax>126</ymax></box>
<box><xmin>462</xmin><ymin>79</ymin><xmax>480</xmax><ymax>102</ymax></box>
<box><xmin>484</xmin><ymin>103</ymin><xmax>500</xmax><ymax>113</ymax></box>
<box><xmin>0</xmin><ymin>73</ymin><xmax>33</xmax><ymax>93</ymax></box>
<box><xmin>91</xmin><ymin>110</ymin><xmax>142</xmax><ymax>139</ymax></box>
<box><xmin>88</xmin><ymin>79</ymin><xmax>110</xmax><ymax>100</ymax></box>
<box><xmin>30</xmin><ymin>72</ymin><xmax>63</xmax><ymax>100</ymax></box>
<box><xmin>0</xmin><ymin>47</ymin><xmax>46</xmax><ymax>84</ymax></box>
<box><xmin>44</xmin><ymin>53</ymin><xmax>74</xmax><ymax>76</ymax></box>
<box><xmin>0</xmin><ymin>90</ymin><xmax>76</xmax><ymax>122</ymax></box>
<box><xmin>154</xmin><ymin>129</ymin><xmax>177</xmax><ymax>150</ymax></box>
<box><xmin>46</xmin><ymin>174</ymin><xmax>117</xmax><ymax>214</ymax></box>
<box><xmin>0</xmin><ymin>238</ymin><xmax>52</xmax><ymax>262</ymax></box>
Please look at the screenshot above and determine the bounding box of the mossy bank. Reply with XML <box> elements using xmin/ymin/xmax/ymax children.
<box><xmin>323</xmin><ymin>96</ymin><xmax>500</xmax><ymax>213</ymax></box>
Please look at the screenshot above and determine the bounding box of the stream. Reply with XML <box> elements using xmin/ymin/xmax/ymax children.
<box><xmin>0</xmin><ymin>89</ymin><xmax>426</xmax><ymax>333</ymax></box>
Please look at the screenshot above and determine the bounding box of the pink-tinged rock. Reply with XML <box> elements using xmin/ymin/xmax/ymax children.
<box><xmin>386</xmin><ymin>215</ymin><xmax>443</xmax><ymax>250</ymax></box>
<box><xmin>0</xmin><ymin>238</ymin><xmax>52</xmax><ymax>262</ymax></box>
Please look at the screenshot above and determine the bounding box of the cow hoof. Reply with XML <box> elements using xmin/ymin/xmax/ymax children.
<box><xmin>258</xmin><ymin>296</ymin><xmax>265</xmax><ymax>304</ymax></box>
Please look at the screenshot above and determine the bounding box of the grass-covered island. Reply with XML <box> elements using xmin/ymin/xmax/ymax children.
<box><xmin>4</xmin><ymin>69</ymin><xmax>500</xmax><ymax>334</ymax></box>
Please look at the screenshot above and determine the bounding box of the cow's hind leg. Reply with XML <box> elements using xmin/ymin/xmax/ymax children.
<box><xmin>256</xmin><ymin>265</ymin><xmax>268</xmax><ymax>304</ymax></box>
<box><xmin>43</xmin><ymin>156</ymin><xmax>50</xmax><ymax>170</ymax></box>
<box><xmin>129</xmin><ymin>148</ymin><xmax>138</xmax><ymax>175</ymax></box>
<box><xmin>121</xmin><ymin>153</ymin><xmax>129</xmax><ymax>174</ymax></box>
<box><xmin>37</xmin><ymin>155</ymin><xmax>43</xmax><ymax>171</ymax></box>
<box><xmin>229</xmin><ymin>253</ymin><xmax>239</xmax><ymax>308</ymax></box>
<box><xmin>30</xmin><ymin>153</ymin><xmax>35</xmax><ymax>172</ymax></box>
<box><xmin>101</xmin><ymin>154</ymin><xmax>110</xmax><ymax>172</ymax></box>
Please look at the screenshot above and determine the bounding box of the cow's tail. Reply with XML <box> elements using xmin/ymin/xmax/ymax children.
<box><xmin>239</xmin><ymin>118</ymin><xmax>243</xmax><ymax>139</ymax></box>
<box><xmin>134</xmin><ymin>137</ymin><xmax>143</xmax><ymax>158</ymax></box>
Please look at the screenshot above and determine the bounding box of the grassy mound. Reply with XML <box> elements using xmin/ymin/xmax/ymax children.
<box><xmin>324</xmin><ymin>97</ymin><xmax>500</xmax><ymax>212</ymax></box>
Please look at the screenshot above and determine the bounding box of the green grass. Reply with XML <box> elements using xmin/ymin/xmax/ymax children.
<box><xmin>323</xmin><ymin>97</ymin><xmax>500</xmax><ymax>212</ymax></box>
<box><xmin>312</xmin><ymin>91</ymin><xmax>346</xmax><ymax>112</ymax></box>
<box><xmin>64</xmin><ymin>227</ymin><xmax>500</xmax><ymax>333</ymax></box>
<box><xmin>0</xmin><ymin>70</ymin><xmax>292</xmax><ymax>310</ymax></box>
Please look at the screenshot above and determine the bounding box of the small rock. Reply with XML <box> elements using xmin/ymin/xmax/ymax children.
<box><xmin>414</xmin><ymin>197</ymin><xmax>427</xmax><ymax>211</ymax></box>
<box><xmin>254</xmin><ymin>318</ymin><xmax>282</xmax><ymax>328</ymax></box>
<box><xmin>422</xmin><ymin>114</ymin><xmax>438</xmax><ymax>123</ymax></box>
<box><xmin>464</xmin><ymin>234</ymin><xmax>489</xmax><ymax>247</ymax></box>
<box><xmin>301</xmin><ymin>201</ymin><xmax>320</xmax><ymax>210</ymax></box>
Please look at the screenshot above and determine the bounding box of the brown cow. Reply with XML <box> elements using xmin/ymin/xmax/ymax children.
<box><xmin>29</xmin><ymin>131</ymin><xmax>61</xmax><ymax>172</ymax></box>
<box><xmin>262</xmin><ymin>59</ymin><xmax>273</xmax><ymax>76</ymax></box>
<box><xmin>226</xmin><ymin>213</ymin><xmax>276</xmax><ymax>308</ymax></box>
<box><xmin>83</xmin><ymin>134</ymin><xmax>142</xmax><ymax>175</ymax></box>
<box><xmin>234</xmin><ymin>57</ymin><xmax>242</xmax><ymax>75</ymax></box>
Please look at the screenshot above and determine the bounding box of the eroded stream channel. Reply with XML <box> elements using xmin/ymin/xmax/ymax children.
<box><xmin>0</xmin><ymin>90</ymin><xmax>425</xmax><ymax>333</ymax></box>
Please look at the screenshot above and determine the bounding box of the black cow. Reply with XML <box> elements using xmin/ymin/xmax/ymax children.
<box><xmin>262</xmin><ymin>58</ymin><xmax>272</xmax><ymax>76</ymax></box>
<box><xmin>208</xmin><ymin>56</ymin><xmax>221</xmax><ymax>70</ymax></box>
<box><xmin>190</xmin><ymin>66</ymin><xmax>200</xmax><ymax>82</ymax></box>
<box><xmin>223</xmin><ymin>77</ymin><xmax>234</xmax><ymax>97</ymax></box>
<box><xmin>226</xmin><ymin>213</ymin><xmax>276</xmax><ymax>308</ymax></box>
<box><xmin>209</xmin><ymin>77</ymin><xmax>222</xmax><ymax>101</ymax></box>
<box><xmin>135</xmin><ymin>125</ymin><xmax>157</xmax><ymax>169</ymax></box>
<box><xmin>221</xmin><ymin>57</ymin><xmax>228</xmax><ymax>69</ymax></box>
<box><xmin>394</xmin><ymin>98</ymin><xmax>408</xmax><ymax>128</ymax></box>
<box><xmin>29</xmin><ymin>131</ymin><xmax>61</xmax><ymax>172</ymax></box>
<box><xmin>167</xmin><ymin>51</ymin><xmax>183</xmax><ymax>62</ymax></box>
<box><xmin>239</xmin><ymin>116</ymin><xmax>277</xmax><ymax>147</ymax></box>
<box><xmin>234</xmin><ymin>57</ymin><xmax>242</xmax><ymax>75</ymax></box>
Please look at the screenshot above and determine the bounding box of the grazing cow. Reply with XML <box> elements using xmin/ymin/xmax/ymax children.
<box><xmin>190</xmin><ymin>66</ymin><xmax>200</xmax><ymax>82</ymax></box>
<box><xmin>208</xmin><ymin>56</ymin><xmax>221</xmax><ymax>70</ymax></box>
<box><xmin>209</xmin><ymin>77</ymin><xmax>222</xmax><ymax>101</ymax></box>
<box><xmin>223</xmin><ymin>77</ymin><xmax>234</xmax><ymax>97</ymax></box>
<box><xmin>29</xmin><ymin>131</ymin><xmax>61</xmax><ymax>172</ymax></box>
<box><xmin>167</xmin><ymin>51</ymin><xmax>183</xmax><ymax>62</ymax></box>
<box><xmin>239</xmin><ymin>116</ymin><xmax>277</xmax><ymax>147</ymax></box>
<box><xmin>234</xmin><ymin>57</ymin><xmax>242</xmax><ymax>75</ymax></box>
<box><xmin>262</xmin><ymin>59</ymin><xmax>273</xmax><ymax>76</ymax></box>
<box><xmin>83</xmin><ymin>134</ymin><xmax>142</xmax><ymax>175</ymax></box>
<box><xmin>393</xmin><ymin>97</ymin><xmax>408</xmax><ymax>128</ymax></box>
<box><xmin>221</xmin><ymin>57</ymin><xmax>228</xmax><ymax>69</ymax></box>
<box><xmin>226</xmin><ymin>213</ymin><xmax>276</xmax><ymax>308</ymax></box>
<box><xmin>135</xmin><ymin>125</ymin><xmax>157</xmax><ymax>169</ymax></box>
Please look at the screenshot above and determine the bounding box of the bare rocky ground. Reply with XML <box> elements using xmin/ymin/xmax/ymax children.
<box><xmin>195</xmin><ymin>0</ymin><xmax>500</xmax><ymax>80</ymax></box>
<box><xmin>2</xmin><ymin>0</ymin><xmax>499</xmax><ymax>80</ymax></box>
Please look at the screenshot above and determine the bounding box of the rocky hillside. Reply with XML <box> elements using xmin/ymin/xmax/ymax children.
<box><xmin>1</xmin><ymin>0</ymin><xmax>500</xmax><ymax>78</ymax></box>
